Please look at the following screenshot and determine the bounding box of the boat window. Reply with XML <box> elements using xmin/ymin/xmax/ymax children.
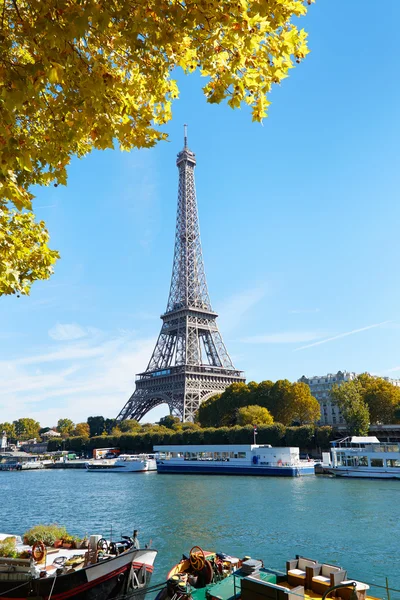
<box><xmin>387</xmin><ymin>459</ymin><xmax>400</xmax><ymax>467</ymax></box>
<box><xmin>356</xmin><ymin>456</ymin><xmax>368</xmax><ymax>467</ymax></box>
<box><xmin>370</xmin><ymin>458</ymin><xmax>384</xmax><ymax>468</ymax></box>
<box><xmin>336</xmin><ymin>452</ymin><xmax>346</xmax><ymax>466</ymax></box>
<box><xmin>238</xmin><ymin>452</ymin><xmax>246</xmax><ymax>459</ymax></box>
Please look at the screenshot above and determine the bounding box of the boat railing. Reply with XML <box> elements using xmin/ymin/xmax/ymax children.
<box><xmin>333</xmin><ymin>443</ymin><xmax>400</xmax><ymax>453</ymax></box>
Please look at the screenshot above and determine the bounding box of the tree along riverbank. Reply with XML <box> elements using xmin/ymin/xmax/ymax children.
<box><xmin>48</xmin><ymin>424</ymin><xmax>335</xmax><ymax>456</ymax></box>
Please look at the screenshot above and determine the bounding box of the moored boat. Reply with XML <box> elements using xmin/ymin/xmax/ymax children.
<box><xmin>85</xmin><ymin>454</ymin><xmax>157</xmax><ymax>473</ymax></box>
<box><xmin>328</xmin><ymin>436</ymin><xmax>400</xmax><ymax>479</ymax></box>
<box><xmin>154</xmin><ymin>444</ymin><xmax>315</xmax><ymax>477</ymax></box>
<box><xmin>0</xmin><ymin>531</ymin><xmax>157</xmax><ymax>600</ymax></box>
<box><xmin>155</xmin><ymin>546</ymin><xmax>381</xmax><ymax>600</ymax></box>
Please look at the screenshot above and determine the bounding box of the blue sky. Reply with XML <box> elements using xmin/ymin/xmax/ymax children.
<box><xmin>1</xmin><ymin>0</ymin><xmax>400</xmax><ymax>427</ymax></box>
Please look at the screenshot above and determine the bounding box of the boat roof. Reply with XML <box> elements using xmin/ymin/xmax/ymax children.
<box><xmin>332</xmin><ymin>436</ymin><xmax>381</xmax><ymax>446</ymax></box>
<box><xmin>152</xmin><ymin>444</ymin><xmax>293</xmax><ymax>452</ymax></box>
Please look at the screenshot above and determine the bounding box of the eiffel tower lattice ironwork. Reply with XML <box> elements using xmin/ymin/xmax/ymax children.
<box><xmin>117</xmin><ymin>127</ymin><xmax>245</xmax><ymax>422</ymax></box>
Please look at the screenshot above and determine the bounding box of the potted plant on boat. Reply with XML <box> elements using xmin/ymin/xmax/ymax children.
<box><xmin>0</xmin><ymin>537</ymin><xmax>19</xmax><ymax>558</ymax></box>
<box><xmin>62</xmin><ymin>534</ymin><xmax>76</xmax><ymax>549</ymax></box>
<box><xmin>77</xmin><ymin>536</ymin><xmax>88</xmax><ymax>549</ymax></box>
<box><xmin>23</xmin><ymin>524</ymin><xmax>68</xmax><ymax>547</ymax></box>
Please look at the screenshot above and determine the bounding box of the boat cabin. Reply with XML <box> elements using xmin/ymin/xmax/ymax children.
<box><xmin>331</xmin><ymin>436</ymin><xmax>400</xmax><ymax>470</ymax></box>
<box><xmin>153</xmin><ymin>444</ymin><xmax>302</xmax><ymax>467</ymax></box>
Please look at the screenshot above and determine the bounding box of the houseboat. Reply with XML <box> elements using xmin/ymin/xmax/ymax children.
<box><xmin>329</xmin><ymin>436</ymin><xmax>400</xmax><ymax>479</ymax></box>
<box><xmin>86</xmin><ymin>454</ymin><xmax>157</xmax><ymax>473</ymax></box>
<box><xmin>0</xmin><ymin>531</ymin><xmax>157</xmax><ymax>600</ymax></box>
<box><xmin>154</xmin><ymin>445</ymin><xmax>315</xmax><ymax>477</ymax></box>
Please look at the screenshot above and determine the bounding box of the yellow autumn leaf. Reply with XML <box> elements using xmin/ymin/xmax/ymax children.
<box><xmin>0</xmin><ymin>0</ymin><xmax>312</xmax><ymax>295</ymax></box>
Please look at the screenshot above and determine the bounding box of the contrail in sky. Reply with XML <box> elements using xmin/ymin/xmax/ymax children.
<box><xmin>293</xmin><ymin>320</ymin><xmax>391</xmax><ymax>352</ymax></box>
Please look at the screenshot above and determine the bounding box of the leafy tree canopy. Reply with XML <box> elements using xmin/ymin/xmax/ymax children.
<box><xmin>87</xmin><ymin>415</ymin><xmax>105</xmax><ymax>437</ymax></box>
<box><xmin>357</xmin><ymin>373</ymin><xmax>400</xmax><ymax>424</ymax></box>
<box><xmin>237</xmin><ymin>405</ymin><xmax>274</xmax><ymax>426</ymax></box>
<box><xmin>114</xmin><ymin>419</ymin><xmax>141</xmax><ymax>433</ymax></box>
<box><xmin>57</xmin><ymin>418</ymin><xmax>75</xmax><ymax>437</ymax></box>
<box><xmin>0</xmin><ymin>0</ymin><xmax>312</xmax><ymax>295</ymax></box>
<box><xmin>73</xmin><ymin>422</ymin><xmax>90</xmax><ymax>438</ymax></box>
<box><xmin>0</xmin><ymin>421</ymin><xmax>17</xmax><ymax>440</ymax></box>
<box><xmin>197</xmin><ymin>379</ymin><xmax>320</xmax><ymax>427</ymax></box>
<box><xmin>13</xmin><ymin>417</ymin><xmax>41</xmax><ymax>440</ymax></box>
<box><xmin>289</xmin><ymin>382</ymin><xmax>320</xmax><ymax>425</ymax></box>
<box><xmin>330</xmin><ymin>374</ymin><xmax>400</xmax><ymax>428</ymax></box>
<box><xmin>158</xmin><ymin>415</ymin><xmax>181</xmax><ymax>429</ymax></box>
<box><xmin>330</xmin><ymin>381</ymin><xmax>370</xmax><ymax>436</ymax></box>
<box><xmin>104</xmin><ymin>418</ymin><xmax>117</xmax><ymax>435</ymax></box>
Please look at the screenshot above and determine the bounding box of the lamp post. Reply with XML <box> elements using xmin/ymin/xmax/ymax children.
<box><xmin>253</xmin><ymin>425</ymin><xmax>258</xmax><ymax>446</ymax></box>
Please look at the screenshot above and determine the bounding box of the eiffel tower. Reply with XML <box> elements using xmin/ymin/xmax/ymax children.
<box><xmin>117</xmin><ymin>127</ymin><xmax>245</xmax><ymax>422</ymax></box>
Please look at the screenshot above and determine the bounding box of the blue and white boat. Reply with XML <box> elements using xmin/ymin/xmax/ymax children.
<box><xmin>329</xmin><ymin>436</ymin><xmax>400</xmax><ymax>479</ymax></box>
<box><xmin>154</xmin><ymin>444</ymin><xmax>315</xmax><ymax>477</ymax></box>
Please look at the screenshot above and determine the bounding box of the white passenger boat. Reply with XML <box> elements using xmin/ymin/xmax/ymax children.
<box><xmin>0</xmin><ymin>459</ymin><xmax>44</xmax><ymax>471</ymax></box>
<box><xmin>329</xmin><ymin>436</ymin><xmax>400</xmax><ymax>479</ymax></box>
<box><xmin>86</xmin><ymin>454</ymin><xmax>157</xmax><ymax>473</ymax></box>
<box><xmin>20</xmin><ymin>460</ymin><xmax>45</xmax><ymax>470</ymax></box>
<box><xmin>154</xmin><ymin>444</ymin><xmax>315</xmax><ymax>477</ymax></box>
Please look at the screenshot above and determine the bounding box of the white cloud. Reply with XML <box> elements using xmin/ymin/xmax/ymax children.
<box><xmin>242</xmin><ymin>331</ymin><xmax>321</xmax><ymax>344</ymax></box>
<box><xmin>15</xmin><ymin>344</ymin><xmax>108</xmax><ymax>366</ymax></box>
<box><xmin>294</xmin><ymin>321</ymin><xmax>391</xmax><ymax>352</ymax></box>
<box><xmin>48</xmin><ymin>323</ymin><xmax>91</xmax><ymax>341</ymax></box>
<box><xmin>0</xmin><ymin>333</ymin><xmax>156</xmax><ymax>425</ymax></box>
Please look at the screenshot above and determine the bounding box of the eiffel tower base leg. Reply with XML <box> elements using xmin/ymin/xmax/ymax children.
<box><xmin>116</xmin><ymin>389</ymin><xmax>184</xmax><ymax>422</ymax></box>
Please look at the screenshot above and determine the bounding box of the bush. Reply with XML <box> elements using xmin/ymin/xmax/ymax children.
<box><xmin>59</xmin><ymin>422</ymin><xmax>332</xmax><ymax>454</ymax></box>
<box><xmin>23</xmin><ymin>524</ymin><xmax>68</xmax><ymax>546</ymax></box>
<box><xmin>257</xmin><ymin>424</ymin><xmax>286</xmax><ymax>446</ymax></box>
<box><xmin>315</xmin><ymin>426</ymin><xmax>334</xmax><ymax>449</ymax></box>
<box><xmin>0</xmin><ymin>537</ymin><xmax>18</xmax><ymax>558</ymax></box>
<box><xmin>285</xmin><ymin>425</ymin><xmax>315</xmax><ymax>448</ymax></box>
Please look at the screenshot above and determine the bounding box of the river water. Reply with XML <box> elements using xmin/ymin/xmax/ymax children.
<box><xmin>2</xmin><ymin>470</ymin><xmax>399</xmax><ymax>598</ymax></box>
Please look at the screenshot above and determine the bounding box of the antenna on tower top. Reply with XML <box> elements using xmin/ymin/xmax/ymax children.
<box><xmin>184</xmin><ymin>124</ymin><xmax>188</xmax><ymax>148</ymax></box>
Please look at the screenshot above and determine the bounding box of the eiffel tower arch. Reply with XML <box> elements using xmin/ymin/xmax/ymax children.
<box><xmin>117</xmin><ymin>127</ymin><xmax>245</xmax><ymax>422</ymax></box>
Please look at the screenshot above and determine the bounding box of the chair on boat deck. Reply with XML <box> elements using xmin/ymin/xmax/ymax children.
<box><xmin>337</xmin><ymin>580</ymin><xmax>370</xmax><ymax>600</ymax></box>
<box><xmin>286</xmin><ymin>556</ymin><xmax>320</xmax><ymax>589</ymax></box>
<box><xmin>309</xmin><ymin>563</ymin><xmax>347</xmax><ymax>595</ymax></box>
<box><xmin>241</xmin><ymin>576</ymin><xmax>304</xmax><ymax>600</ymax></box>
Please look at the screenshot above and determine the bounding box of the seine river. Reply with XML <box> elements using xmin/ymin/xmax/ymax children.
<box><xmin>2</xmin><ymin>470</ymin><xmax>400</xmax><ymax>598</ymax></box>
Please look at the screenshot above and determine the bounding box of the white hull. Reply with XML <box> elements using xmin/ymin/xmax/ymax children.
<box><xmin>21</xmin><ymin>462</ymin><xmax>44</xmax><ymax>470</ymax></box>
<box><xmin>329</xmin><ymin>467</ymin><xmax>400</xmax><ymax>479</ymax></box>
<box><xmin>86</xmin><ymin>457</ymin><xmax>157</xmax><ymax>473</ymax></box>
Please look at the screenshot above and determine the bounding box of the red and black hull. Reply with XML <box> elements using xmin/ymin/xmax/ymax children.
<box><xmin>0</xmin><ymin>548</ymin><xmax>156</xmax><ymax>600</ymax></box>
